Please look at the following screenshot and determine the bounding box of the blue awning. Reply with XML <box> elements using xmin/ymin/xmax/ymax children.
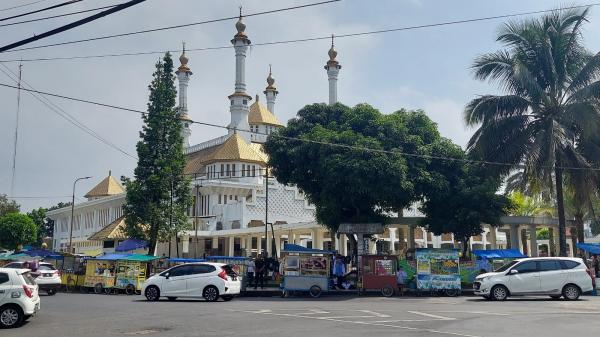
<box><xmin>23</xmin><ymin>249</ymin><xmax>54</xmax><ymax>258</ymax></box>
<box><xmin>282</xmin><ymin>243</ymin><xmax>335</xmax><ymax>255</ymax></box>
<box><xmin>168</xmin><ymin>258</ymin><xmax>205</xmax><ymax>263</ymax></box>
<box><xmin>93</xmin><ymin>253</ymin><xmax>132</xmax><ymax>261</ymax></box>
<box><xmin>115</xmin><ymin>239</ymin><xmax>148</xmax><ymax>252</ymax></box>
<box><xmin>206</xmin><ymin>256</ymin><xmax>249</xmax><ymax>261</ymax></box>
<box><xmin>576</xmin><ymin>243</ymin><xmax>600</xmax><ymax>254</ymax></box>
<box><xmin>472</xmin><ymin>249</ymin><xmax>527</xmax><ymax>259</ymax></box>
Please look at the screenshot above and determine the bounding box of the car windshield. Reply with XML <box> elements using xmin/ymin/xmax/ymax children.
<box><xmin>38</xmin><ymin>265</ymin><xmax>56</xmax><ymax>271</ymax></box>
<box><xmin>494</xmin><ymin>260</ymin><xmax>519</xmax><ymax>272</ymax></box>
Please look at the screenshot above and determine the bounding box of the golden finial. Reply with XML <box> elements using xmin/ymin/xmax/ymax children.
<box><xmin>328</xmin><ymin>34</ymin><xmax>337</xmax><ymax>61</ymax></box>
<box><xmin>266</xmin><ymin>64</ymin><xmax>275</xmax><ymax>89</ymax></box>
<box><xmin>236</xmin><ymin>6</ymin><xmax>246</xmax><ymax>34</ymax></box>
<box><xmin>178</xmin><ymin>41</ymin><xmax>189</xmax><ymax>71</ymax></box>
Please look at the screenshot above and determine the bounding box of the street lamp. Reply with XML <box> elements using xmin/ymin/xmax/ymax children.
<box><xmin>68</xmin><ymin>176</ymin><xmax>92</xmax><ymax>254</ymax></box>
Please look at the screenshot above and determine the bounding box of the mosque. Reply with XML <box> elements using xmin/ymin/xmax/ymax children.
<box><xmin>48</xmin><ymin>13</ymin><xmax>529</xmax><ymax>258</ymax></box>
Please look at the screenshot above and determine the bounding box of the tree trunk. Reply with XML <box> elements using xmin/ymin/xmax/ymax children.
<box><xmin>575</xmin><ymin>214</ymin><xmax>585</xmax><ymax>244</ymax></box>
<box><xmin>462</xmin><ymin>236</ymin><xmax>470</xmax><ymax>259</ymax></box>
<box><xmin>570</xmin><ymin>227</ymin><xmax>577</xmax><ymax>257</ymax></box>
<box><xmin>555</xmin><ymin>163</ymin><xmax>568</xmax><ymax>257</ymax></box>
<box><xmin>148</xmin><ymin>221</ymin><xmax>159</xmax><ymax>256</ymax></box>
<box><xmin>548</xmin><ymin>228</ymin><xmax>556</xmax><ymax>257</ymax></box>
<box><xmin>521</xmin><ymin>228</ymin><xmax>529</xmax><ymax>256</ymax></box>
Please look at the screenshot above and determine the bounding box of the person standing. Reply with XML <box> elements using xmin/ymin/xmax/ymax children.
<box><xmin>254</xmin><ymin>255</ymin><xmax>266</xmax><ymax>289</ymax></box>
<box><xmin>247</xmin><ymin>258</ymin><xmax>255</xmax><ymax>288</ymax></box>
<box><xmin>593</xmin><ymin>255</ymin><xmax>599</xmax><ymax>277</ymax></box>
<box><xmin>333</xmin><ymin>255</ymin><xmax>346</xmax><ymax>289</ymax></box>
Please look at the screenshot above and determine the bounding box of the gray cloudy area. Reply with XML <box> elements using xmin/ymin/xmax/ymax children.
<box><xmin>2</xmin><ymin>0</ymin><xmax>600</xmax><ymax>211</ymax></box>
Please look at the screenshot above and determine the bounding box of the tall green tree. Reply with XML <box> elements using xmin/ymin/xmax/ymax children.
<box><xmin>464</xmin><ymin>8</ymin><xmax>600</xmax><ymax>256</ymax></box>
<box><xmin>0</xmin><ymin>213</ymin><xmax>37</xmax><ymax>250</ymax></box>
<box><xmin>122</xmin><ymin>53</ymin><xmax>192</xmax><ymax>256</ymax></box>
<box><xmin>0</xmin><ymin>194</ymin><xmax>20</xmax><ymax>217</ymax></box>
<box><xmin>27</xmin><ymin>208</ymin><xmax>48</xmax><ymax>245</ymax></box>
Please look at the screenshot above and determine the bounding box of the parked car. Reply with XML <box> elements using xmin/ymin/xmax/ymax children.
<box><xmin>0</xmin><ymin>268</ymin><xmax>40</xmax><ymax>328</ymax></box>
<box><xmin>3</xmin><ymin>262</ymin><xmax>61</xmax><ymax>296</ymax></box>
<box><xmin>142</xmin><ymin>262</ymin><xmax>240</xmax><ymax>302</ymax></box>
<box><xmin>474</xmin><ymin>257</ymin><xmax>594</xmax><ymax>301</ymax></box>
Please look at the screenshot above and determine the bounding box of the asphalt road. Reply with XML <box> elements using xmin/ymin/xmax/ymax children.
<box><xmin>6</xmin><ymin>293</ymin><xmax>600</xmax><ymax>337</ymax></box>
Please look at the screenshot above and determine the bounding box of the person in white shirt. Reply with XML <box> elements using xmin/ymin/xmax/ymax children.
<box><xmin>247</xmin><ymin>258</ymin><xmax>255</xmax><ymax>288</ymax></box>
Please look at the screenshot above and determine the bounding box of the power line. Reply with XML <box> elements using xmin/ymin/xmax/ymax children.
<box><xmin>0</xmin><ymin>1</ymin><xmax>597</xmax><ymax>62</ymax></box>
<box><xmin>0</xmin><ymin>0</ymin><xmax>147</xmax><ymax>53</ymax></box>
<box><xmin>1</xmin><ymin>81</ymin><xmax>599</xmax><ymax>173</ymax></box>
<box><xmin>0</xmin><ymin>0</ymin><xmax>84</xmax><ymax>22</ymax></box>
<box><xmin>6</xmin><ymin>195</ymin><xmax>72</xmax><ymax>199</ymax></box>
<box><xmin>0</xmin><ymin>66</ymin><xmax>137</xmax><ymax>160</ymax></box>
<box><xmin>1</xmin><ymin>0</ymin><xmax>341</xmax><ymax>53</ymax></box>
<box><xmin>0</xmin><ymin>0</ymin><xmax>50</xmax><ymax>12</ymax></box>
<box><xmin>0</xmin><ymin>4</ymin><xmax>117</xmax><ymax>28</ymax></box>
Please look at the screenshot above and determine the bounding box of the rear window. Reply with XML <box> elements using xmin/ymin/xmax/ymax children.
<box><xmin>222</xmin><ymin>265</ymin><xmax>237</xmax><ymax>276</ymax></box>
<box><xmin>0</xmin><ymin>273</ymin><xmax>9</xmax><ymax>284</ymax></box>
<box><xmin>21</xmin><ymin>272</ymin><xmax>36</xmax><ymax>286</ymax></box>
<box><xmin>559</xmin><ymin>260</ymin><xmax>581</xmax><ymax>270</ymax></box>
<box><xmin>38</xmin><ymin>264</ymin><xmax>56</xmax><ymax>271</ymax></box>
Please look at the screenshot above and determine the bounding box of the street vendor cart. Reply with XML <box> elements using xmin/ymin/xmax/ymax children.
<box><xmin>84</xmin><ymin>254</ymin><xmax>120</xmax><ymax>294</ymax></box>
<box><xmin>416</xmin><ymin>248</ymin><xmax>461</xmax><ymax>296</ymax></box>
<box><xmin>56</xmin><ymin>254</ymin><xmax>88</xmax><ymax>292</ymax></box>
<box><xmin>280</xmin><ymin>244</ymin><xmax>334</xmax><ymax>298</ymax></box>
<box><xmin>359</xmin><ymin>254</ymin><xmax>398</xmax><ymax>297</ymax></box>
<box><xmin>114</xmin><ymin>254</ymin><xmax>158</xmax><ymax>294</ymax></box>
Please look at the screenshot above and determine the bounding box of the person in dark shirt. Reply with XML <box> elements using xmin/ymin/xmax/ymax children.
<box><xmin>254</xmin><ymin>256</ymin><xmax>266</xmax><ymax>289</ymax></box>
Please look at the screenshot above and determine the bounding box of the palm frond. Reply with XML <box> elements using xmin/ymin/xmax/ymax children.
<box><xmin>464</xmin><ymin>94</ymin><xmax>530</xmax><ymax>126</ymax></box>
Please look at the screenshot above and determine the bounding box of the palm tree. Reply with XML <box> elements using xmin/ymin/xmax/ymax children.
<box><xmin>465</xmin><ymin>8</ymin><xmax>600</xmax><ymax>256</ymax></box>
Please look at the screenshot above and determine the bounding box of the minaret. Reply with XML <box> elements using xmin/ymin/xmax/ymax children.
<box><xmin>227</xmin><ymin>8</ymin><xmax>252</xmax><ymax>142</ymax></box>
<box><xmin>263</xmin><ymin>65</ymin><xmax>278</xmax><ymax>114</ymax></box>
<box><xmin>175</xmin><ymin>42</ymin><xmax>192</xmax><ymax>147</ymax></box>
<box><xmin>324</xmin><ymin>35</ymin><xmax>341</xmax><ymax>105</ymax></box>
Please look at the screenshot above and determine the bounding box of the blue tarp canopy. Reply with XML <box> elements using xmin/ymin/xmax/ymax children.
<box><xmin>23</xmin><ymin>249</ymin><xmax>54</xmax><ymax>258</ymax></box>
<box><xmin>168</xmin><ymin>258</ymin><xmax>205</xmax><ymax>263</ymax></box>
<box><xmin>206</xmin><ymin>256</ymin><xmax>249</xmax><ymax>261</ymax></box>
<box><xmin>93</xmin><ymin>253</ymin><xmax>132</xmax><ymax>261</ymax></box>
<box><xmin>576</xmin><ymin>243</ymin><xmax>600</xmax><ymax>254</ymax></box>
<box><xmin>472</xmin><ymin>249</ymin><xmax>527</xmax><ymax>259</ymax></box>
<box><xmin>115</xmin><ymin>239</ymin><xmax>148</xmax><ymax>252</ymax></box>
<box><xmin>282</xmin><ymin>243</ymin><xmax>335</xmax><ymax>255</ymax></box>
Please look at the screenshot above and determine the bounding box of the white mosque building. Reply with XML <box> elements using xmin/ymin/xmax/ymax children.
<box><xmin>48</xmin><ymin>14</ymin><xmax>511</xmax><ymax>258</ymax></box>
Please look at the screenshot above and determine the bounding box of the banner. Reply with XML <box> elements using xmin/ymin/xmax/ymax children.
<box><xmin>416</xmin><ymin>249</ymin><xmax>460</xmax><ymax>290</ymax></box>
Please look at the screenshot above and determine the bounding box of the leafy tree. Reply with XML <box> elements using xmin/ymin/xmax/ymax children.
<box><xmin>464</xmin><ymin>8</ymin><xmax>600</xmax><ymax>256</ymax></box>
<box><xmin>0</xmin><ymin>213</ymin><xmax>37</xmax><ymax>250</ymax></box>
<box><xmin>122</xmin><ymin>53</ymin><xmax>192</xmax><ymax>255</ymax></box>
<box><xmin>0</xmin><ymin>194</ymin><xmax>20</xmax><ymax>217</ymax></box>
<box><xmin>27</xmin><ymin>208</ymin><xmax>49</xmax><ymax>245</ymax></box>
<box><xmin>537</xmin><ymin>228</ymin><xmax>550</xmax><ymax>240</ymax></box>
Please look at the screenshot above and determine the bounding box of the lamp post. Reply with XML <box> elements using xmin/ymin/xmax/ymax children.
<box><xmin>68</xmin><ymin>176</ymin><xmax>92</xmax><ymax>254</ymax></box>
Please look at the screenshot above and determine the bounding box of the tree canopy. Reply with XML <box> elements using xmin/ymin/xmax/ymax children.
<box><xmin>122</xmin><ymin>52</ymin><xmax>192</xmax><ymax>255</ymax></box>
<box><xmin>0</xmin><ymin>194</ymin><xmax>20</xmax><ymax>217</ymax></box>
<box><xmin>0</xmin><ymin>213</ymin><xmax>37</xmax><ymax>250</ymax></box>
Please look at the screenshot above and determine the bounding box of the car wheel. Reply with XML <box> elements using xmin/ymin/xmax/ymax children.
<box><xmin>562</xmin><ymin>284</ymin><xmax>580</xmax><ymax>301</ymax></box>
<box><xmin>0</xmin><ymin>305</ymin><xmax>24</xmax><ymax>328</ymax></box>
<box><xmin>145</xmin><ymin>286</ymin><xmax>160</xmax><ymax>301</ymax></box>
<box><xmin>203</xmin><ymin>286</ymin><xmax>219</xmax><ymax>302</ymax></box>
<box><xmin>491</xmin><ymin>285</ymin><xmax>508</xmax><ymax>301</ymax></box>
<box><xmin>381</xmin><ymin>286</ymin><xmax>394</xmax><ymax>297</ymax></box>
<box><xmin>167</xmin><ymin>297</ymin><xmax>177</xmax><ymax>301</ymax></box>
<box><xmin>549</xmin><ymin>295</ymin><xmax>562</xmax><ymax>300</ymax></box>
<box><xmin>221</xmin><ymin>295</ymin><xmax>234</xmax><ymax>301</ymax></box>
<box><xmin>47</xmin><ymin>288</ymin><xmax>57</xmax><ymax>296</ymax></box>
<box><xmin>309</xmin><ymin>285</ymin><xmax>322</xmax><ymax>298</ymax></box>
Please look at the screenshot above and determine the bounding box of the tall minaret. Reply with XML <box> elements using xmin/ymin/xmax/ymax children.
<box><xmin>324</xmin><ymin>35</ymin><xmax>341</xmax><ymax>105</ymax></box>
<box><xmin>227</xmin><ymin>8</ymin><xmax>252</xmax><ymax>142</ymax></box>
<box><xmin>263</xmin><ymin>65</ymin><xmax>278</xmax><ymax>114</ymax></box>
<box><xmin>175</xmin><ymin>42</ymin><xmax>192</xmax><ymax>147</ymax></box>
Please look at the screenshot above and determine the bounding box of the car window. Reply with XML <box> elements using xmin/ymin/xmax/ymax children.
<box><xmin>559</xmin><ymin>260</ymin><xmax>580</xmax><ymax>270</ymax></box>
<box><xmin>0</xmin><ymin>273</ymin><xmax>9</xmax><ymax>284</ymax></box>
<box><xmin>495</xmin><ymin>260</ymin><xmax>518</xmax><ymax>272</ymax></box>
<box><xmin>513</xmin><ymin>261</ymin><xmax>537</xmax><ymax>273</ymax></box>
<box><xmin>169</xmin><ymin>265</ymin><xmax>191</xmax><ymax>277</ymax></box>
<box><xmin>538</xmin><ymin>260</ymin><xmax>560</xmax><ymax>272</ymax></box>
<box><xmin>21</xmin><ymin>272</ymin><xmax>36</xmax><ymax>285</ymax></box>
<box><xmin>3</xmin><ymin>263</ymin><xmax>22</xmax><ymax>269</ymax></box>
<box><xmin>189</xmin><ymin>264</ymin><xmax>216</xmax><ymax>275</ymax></box>
<box><xmin>38</xmin><ymin>264</ymin><xmax>56</xmax><ymax>271</ymax></box>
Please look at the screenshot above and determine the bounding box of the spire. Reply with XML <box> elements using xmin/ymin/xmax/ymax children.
<box><xmin>228</xmin><ymin>6</ymin><xmax>252</xmax><ymax>142</ymax></box>
<box><xmin>176</xmin><ymin>41</ymin><xmax>192</xmax><ymax>147</ymax></box>
<box><xmin>234</xmin><ymin>6</ymin><xmax>248</xmax><ymax>39</ymax></box>
<box><xmin>178</xmin><ymin>41</ymin><xmax>190</xmax><ymax>73</ymax></box>
<box><xmin>324</xmin><ymin>34</ymin><xmax>341</xmax><ymax>105</ymax></box>
<box><xmin>265</xmin><ymin>64</ymin><xmax>276</xmax><ymax>90</ymax></box>
<box><xmin>264</xmin><ymin>64</ymin><xmax>278</xmax><ymax>114</ymax></box>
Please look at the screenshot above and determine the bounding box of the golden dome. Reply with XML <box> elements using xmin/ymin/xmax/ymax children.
<box><xmin>177</xmin><ymin>42</ymin><xmax>190</xmax><ymax>72</ymax></box>
<box><xmin>265</xmin><ymin>65</ymin><xmax>276</xmax><ymax>90</ymax></box>
<box><xmin>249</xmin><ymin>94</ymin><xmax>283</xmax><ymax>126</ymax></box>
<box><xmin>328</xmin><ymin>34</ymin><xmax>337</xmax><ymax>61</ymax></box>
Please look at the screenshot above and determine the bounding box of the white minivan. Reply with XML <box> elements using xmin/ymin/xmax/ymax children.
<box><xmin>474</xmin><ymin>257</ymin><xmax>593</xmax><ymax>301</ymax></box>
<box><xmin>0</xmin><ymin>268</ymin><xmax>40</xmax><ymax>328</ymax></box>
<box><xmin>142</xmin><ymin>262</ymin><xmax>240</xmax><ymax>302</ymax></box>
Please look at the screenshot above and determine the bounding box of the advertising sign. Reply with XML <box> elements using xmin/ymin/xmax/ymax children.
<box><xmin>415</xmin><ymin>249</ymin><xmax>460</xmax><ymax>290</ymax></box>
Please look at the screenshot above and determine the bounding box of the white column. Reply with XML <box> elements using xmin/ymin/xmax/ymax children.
<box><xmin>266</xmin><ymin>231</ymin><xmax>272</xmax><ymax>256</ymax></box>
<box><xmin>245</xmin><ymin>236</ymin><xmax>253</xmax><ymax>256</ymax></box>
<box><xmin>256</xmin><ymin>235</ymin><xmax>262</xmax><ymax>255</ymax></box>
<box><xmin>529</xmin><ymin>224</ymin><xmax>538</xmax><ymax>257</ymax></box>
<box><xmin>275</xmin><ymin>233</ymin><xmax>282</xmax><ymax>258</ymax></box>
<box><xmin>389</xmin><ymin>228</ymin><xmax>397</xmax><ymax>254</ymax></box>
<box><xmin>240</xmin><ymin>235</ymin><xmax>246</xmax><ymax>249</ymax></box>
<box><xmin>264</xmin><ymin>66</ymin><xmax>278</xmax><ymax>114</ymax></box>
<box><xmin>228</xmin><ymin>236</ymin><xmax>235</xmax><ymax>256</ymax></box>
<box><xmin>510</xmin><ymin>225</ymin><xmax>520</xmax><ymax>251</ymax></box>
<box><xmin>211</xmin><ymin>237</ymin><xmax>219</xmax><ymax>255</ymax></box>
<box><xmin>407</xmin><ymin>225</ymin><xmax>415</xmax><ymax>250</ymax></box>
<box><xmin>489</xmin><ymin>226</ymin><xmax>498</xmax><ymax>249</ymax></box>
<box><xmin>325</xmin><ymin>37</ymin><xmax>341</xmax><ymax>105</ymax></box>
<box><xmin>482</xmin><ymin>228</ymin><xmax>488</xmax><ymax>249</ymax></box>
<box><xmin>312</xmin><ymin>228</ymin><xmax>323</xmax><ymax>250</ymax></box>
<box><xmin>340</xmin><ymin>234</ymin><xmax>348</xmax><ymax>256</ymax></box>
<box><xmin>228</xmin><ymin>16</ymin><xmax>252</xmax><ymax>141</ymax></box>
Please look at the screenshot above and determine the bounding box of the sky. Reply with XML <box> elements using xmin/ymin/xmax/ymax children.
<box><xmin>2</xmin><ymin>0</ymin><xmax>600</xmax><ymax>212</ymax></box>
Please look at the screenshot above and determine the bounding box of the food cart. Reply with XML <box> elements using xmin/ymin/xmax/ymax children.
<box><xmin>359</xmin><ymin>255</ymin><xmax>398</xmax><ymax>297</ymax></box>
<box><xmin>114</xmin><ymin>254</ymin><xmax>158</xmax><ymax>294</ymax></box>
<box><xmin>84</xmin><ymin>254</ymin><xmax>120</xmax><ymax>294</ymax></box>
<box><xmin>280</xmin><ymin>244</ymin><xmax>334</xmax><ymax>298</ymax></box>
<box><xmin>416</xmin><ymin>248</ymin><xmax>461</xmax><ymax>296</ymax></box>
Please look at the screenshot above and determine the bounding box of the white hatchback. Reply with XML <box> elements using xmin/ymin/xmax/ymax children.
<box><xmin>474</xmin><ymin>257</ymin><xmax>594</xmax><ymax>301</ymax></box>
<box><xmin>0</xmin><ymin>268</ymin><xmax>40</xmax><ymax>328</ymax></box>
<box><xmin>142</xmin><ymin>262</ymin><xmax>241</xmax><ymax>302</ymax></box>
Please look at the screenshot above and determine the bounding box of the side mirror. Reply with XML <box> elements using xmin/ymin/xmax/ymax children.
<box><xmin>163</xmin><ymin>273</ymin><xmax>170</xmax><ymax>279</ymax></box>
<box><xmin>509</xmin><ymin>269</ymin><xmax>518</xmax><ymax>275</ymax></box>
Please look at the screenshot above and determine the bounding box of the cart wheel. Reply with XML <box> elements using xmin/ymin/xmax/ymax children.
<box><xmin>125</xmin><ymin>284</ymin><xmax>136</xmax><ymax>295</ymax></box>
<box><xmin>66</xmin><ymin>278</ymin><xmax>76</xmax><ymax>293</ymax></box>
<box><xmin>104</xmin><ymin>287</ymin><xmax>112</xmax><ymax>295</ymax></box>
<box><xmin>381</xmin><ymin>286</ymin><xmax>394</xmax><ymax>297</ymax></box>
<box><xmin>94</xmin><ymin>283</ymin><xmax>103</xmax><ymax>294</ymax></box>
<box><xmin>309</xmin><ymin>285</ymin><xmax>322</xmax><ymax>298</ymax></box>
<box><xmin>280</xmin><ymin>290</ymin><xmax>287</xmax><ymax>298</ymax></box>
<box><xmin>444</xmin><ymin>289</ymin><xmax>461</xmax><ymax>297</ymax></box>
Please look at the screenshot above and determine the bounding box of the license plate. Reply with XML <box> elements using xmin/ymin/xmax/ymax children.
<box><xmin>473</xmin><ymin>283</ymin><xmax>480</xmax><ymax>290</ymax></box>
<box><xmin>43</xmin><ymin>273</ymin><xmax>52</xmax><ymax>277</ymax></box>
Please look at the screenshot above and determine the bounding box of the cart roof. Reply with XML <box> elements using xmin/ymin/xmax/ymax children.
<box><xmin>282</xmin><ymin>243</ymin><xmax>335</xmax><ymax>255</ymax></box>
<box><xmin>206</xmin><ymin>256</ymin><xmax>249</xmax><ymax>261</ymax></box>
<box><xmin>472</xmin><ymin>249</ymin><xmax>527</xmax><ymax>259</ymax></box>
<box><xmin>576</xmin><ymin>243</ymin><xmax>600</xmax><ymax>254</ymax></box>
<box><xmin>168</xmin><ymin>258</ymin><xmax>206</xmax><ymax>263</ymax></box>
<box><xmin>92</xmin><ymin>253</ymin><xmax>158</xmax><ymax>262</ymax></box>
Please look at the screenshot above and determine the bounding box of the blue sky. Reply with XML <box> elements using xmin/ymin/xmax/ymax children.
<box><xmin>1</xmin><ymin>0</ymin><xmax>599</xmax><ymax>211</ymax></box>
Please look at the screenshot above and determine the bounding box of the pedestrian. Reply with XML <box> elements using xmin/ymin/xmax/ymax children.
<box><xmin>254</xmin><ymin>255</ymin><xmax>266</xmax><ymax>289</ymax></box>
<box><xmin>396</xmin><ymin>266</ymin><xmax>407</xmax><ymax>296</ymax></box>
<box><xmin>247</xmin><ymin>258</ymin><xmax>255</xmax><ymax>287</ymax></box>
<box><xmin>593</xmin><ymin>255</ymin><xmax>600</xmax><ymax>277</ymax></box>
<box><xmin>333</xmin><ymin>254</ymin><xmax>346</xmax><ymax>289</ymax></box>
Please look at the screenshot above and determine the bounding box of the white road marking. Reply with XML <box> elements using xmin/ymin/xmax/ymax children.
<box><xmin>358</xmin><ymin>310</ymin><xmax>390</xmax><ymax>317</ymax></box>
<box><xmin>429</xmin><ymin>310</ymin><xmax>510</xmax><ymax>316</ymax></box>
<box><xmin>407</xmin><ymin>311</ymin><xmax>456</xmax><ymax>320</ymax></box>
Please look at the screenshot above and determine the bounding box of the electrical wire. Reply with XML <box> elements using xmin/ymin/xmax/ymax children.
<box><xmin>1</xmin><ymin>0</ymin><xmax>341</xmax><ymax>53</ymax></box>
<box><xmin>0</xmin><ymin>81</ymin><xmax>599</xmax><ymax>173</ymax></box>
<box><xmin>0</xmin><ymin>67</ymin><xmax>137</xmax><ymax>160</ymax></box>
<box><xmin>0</xmin><ymin>0</ymin><xmax>84</xmax><ymax>22</ymax></box>
<box><xmin>0</xmin><ymin>4</ymin><xmax>117</xmax><ymax>28</ymax></box>
<box><xmin>0</xmin><ymin>0</ymin><xmax>50</xmax><ymax>12</ymax></box>
<box><xmin>0</xmin><ymin>1</ymin><xmax>597</xmax><ymax>62</ymax></box>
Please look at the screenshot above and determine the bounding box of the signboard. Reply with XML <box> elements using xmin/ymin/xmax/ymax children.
<box><xmin>415</xmin><ymin>249</ymin><xmax>460</xmax><ymax>290</ymax></box>
<box><xmin>338</xmin><ymin>223</ymin><xmax>384</xmax><ymax>234</ymax></box>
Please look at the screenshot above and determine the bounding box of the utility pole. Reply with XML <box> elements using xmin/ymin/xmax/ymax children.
<box><xmin>68</xmin><ymin>176</ymin><xmax>91</xmax><ymax>253</ymax></box>
<box><xmin>168</xmin><ymin>178</ymin><xmax>173</xmax><ymax>258</ymax></box>
<box><xmin>264</xmin><ymin>166</ymin><xmax>269</xmax><ymax>257</ymax></box>
<box><xmin>10</xmin><ymin>63</ymin><xmax>22</xmax><ymax>198</ymax></box>
<box><xmin>194</xmin><ymin>173</ymin><xmax>199</xmax><ymax>258</ymax></box>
